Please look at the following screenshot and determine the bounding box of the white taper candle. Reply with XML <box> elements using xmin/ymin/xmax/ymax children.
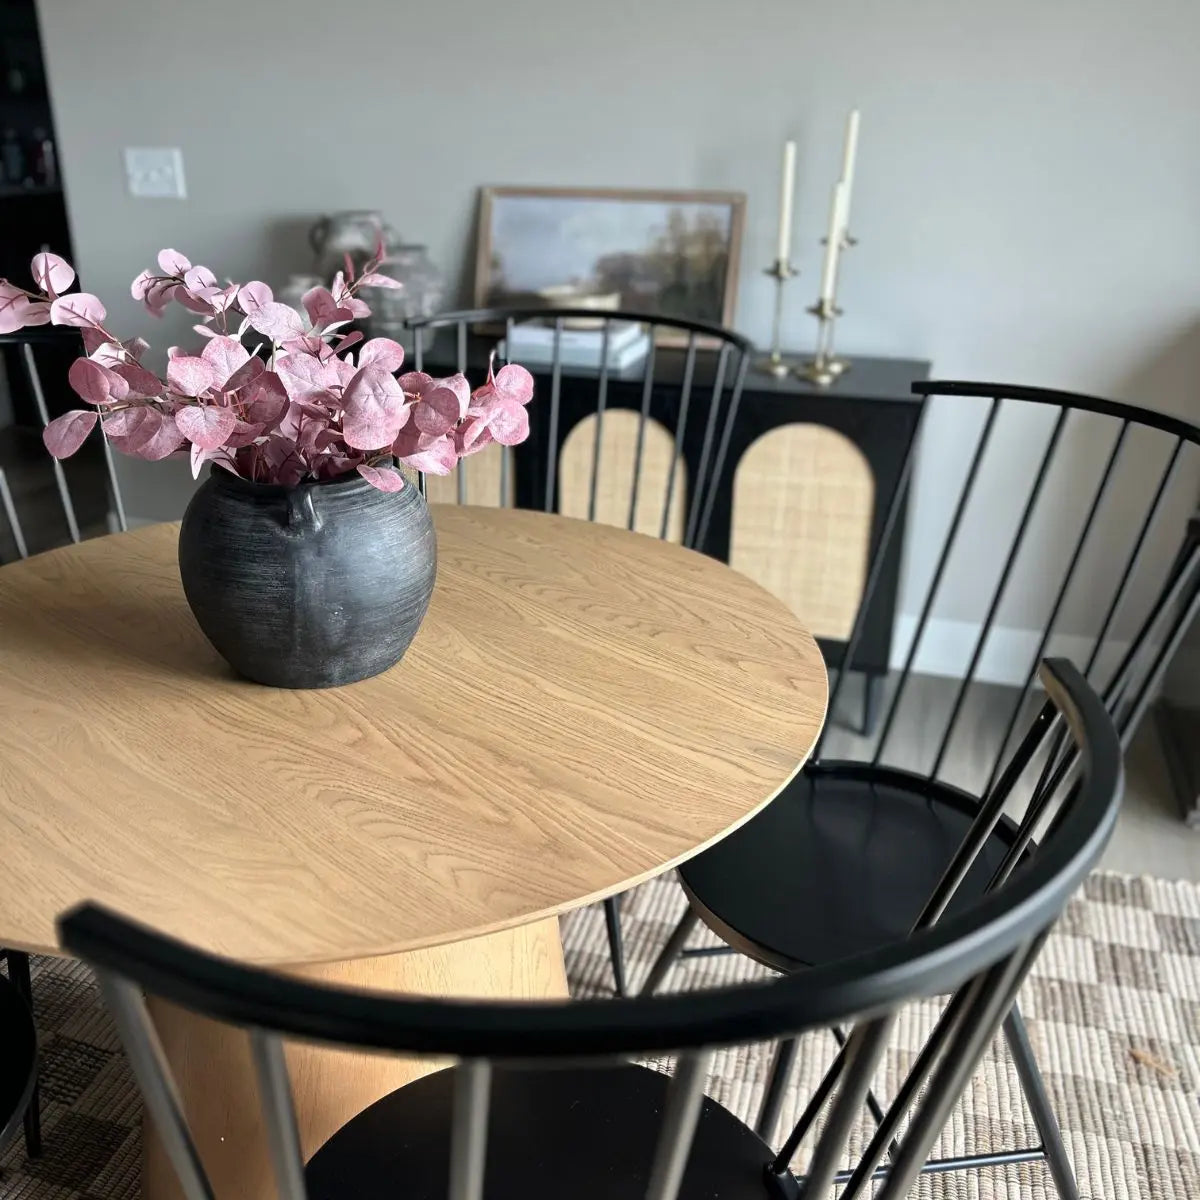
<box><xmin>839</xmin><ymin>110</ymin><xmax>860</xmax><ymax>228</ymax></box>
<box><xmin>818</xmin><ymin>181</ymin><xmax>845</xmax><ymax>306</ymax></box>
<box><xmin>776</xmin><ymin>140</ymin><xmax>796</xmax><ymax>264</ymax></box>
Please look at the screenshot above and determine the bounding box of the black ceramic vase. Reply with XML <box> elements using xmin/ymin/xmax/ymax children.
<box><xmin>178</xmin><ymin>468</ymin><xmax>436</xmax><ymax>688</ymax></box>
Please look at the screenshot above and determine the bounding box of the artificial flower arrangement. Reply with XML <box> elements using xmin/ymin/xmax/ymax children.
<box><xmin>0</xmin><ymin>245</ymin><xmax>533</xmax><ymax>491</ymax></box>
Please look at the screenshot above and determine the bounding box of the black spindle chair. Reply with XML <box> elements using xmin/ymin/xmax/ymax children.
<box><xmin>404</xmin><ymin>307</ymin><xmax>754</xmax><ymax>996</ymax></box>
<box><xmin>0</xmin><ymin>330</ymin><xmax>130</xmax><ymax>1158</ymax></box>
<box><xmin>642</xmin><ymin>380</ymin><xmax>1200</xmax><ymax>1199</ymax></box>
<box><xmin>59</xmin><ymin>659</ymin><xmax>1120</xmax><ymax>1200</ymax></box>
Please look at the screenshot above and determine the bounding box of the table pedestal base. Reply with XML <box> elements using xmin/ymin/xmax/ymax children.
<box><xmin>143</xmin><ymin>916</ymin><xmax>567</xmax><ymax>1200</ymax></box>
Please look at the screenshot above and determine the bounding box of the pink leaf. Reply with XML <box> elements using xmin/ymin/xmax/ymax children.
<box><xmin>495</xmin><ymin>363</ymin><xmax>535</xmax><ymax>405</ymax></box>
<box><xmin>193</xmin><ymin>324</ymin><xmax>218</xmax><ymax>339</ymax></box>
<box><xmin>43</xmin><ymin>410</ymin><xmax>97</xmax><ymax>458</ymax></box>
<box><xmin>456</xmin><ymin>418</ymin><xmax>494</xmax><ymax>456</ymax></box>
<box><xmin>30</xmin><ymin>252</ymin><xmax>75</xmax><ymax>299</ymax></box>
<box><xmin>333</xmin><ymin>330</ymin><xmax>364</xmax><ymax>356</ymax></box>
<box><xmin>342</xmin><ymin>252</ymin><xmax>355</xmax><ymax>282</ymax></box>
<box><xmin>357</xmin><ymin>463</ymin><xmax>406</xmax><ymax>492</ymax></box>
<box><xmin>190</xmin><ymin>442</ymin><xmax>217</xmax><ymax>479</ymax></box>
<box><xmin>358</xmin><ymin>272</ymin><xmax>403</xmax><ymax>289</ymax></box>
<box><xmin>224</xmin><ymin>419</ymin><xmax>266</xmax><ymax>449</ymax></box>
<box><xmin>343</xmin><ymin>296</ymin><xmax>371</xmax><ymax>318</ymax></box>
<box><xmin>237</xmin><ymin>281</ymin><xmax>273</xmax><ymax>313</ymax></box>
<box><xmin>175</xmin><ymin>404</ymin><xmax>237</xmax><ymax>450</ymax></box>
<box><xmin>242</xmin><ymin>374</ymin><xmax>290</xmax><ymax>428</ymax></box>
<box><xmin>0</xmin><ymin>283</ymin><xmax>31</xmax><ymax>334</ymax></box>
<box><xmin>106</xmin><ymin>407</ymin><xmax>186</xmax><ymax>461</ymax></box>
<box><xmin>224</xmin><ymin>356</ymin><xmax>264</xmax><ymax>393</ymax></box>
<box><xmin>201</xmin><ymin>335</ymin><xmax>250</xmax><ymax>384</ymax></box>
<box><xmin>358</xmin><ymin>337</ymin><xmax>405</xmax><ymax>373</ymax></box>
<box><xmin>111</xmin><ymin>361</ymin><xmax>164</xmax><ymax>399</ymax></box>
<box><xmin>341</xmin><ymin>366</ymin><xmax>406</xmax><ymax>450</ymax></box>
<box><xmin>247</xmin><ymin>301</ymin><xmax>305</xmax><ymax>342</ymax></box>
<box><xmin>488</xmin><ymin>399</ymin><xmax>530</xmax><ymax>445</ymax></box>
<box><xmin>398</xmin><ymin>434</ymin><xmax>457</xmax><ymax>475</ymax></box>
<box><xmin>124</xmin><ymin>336</ymin><xmax>150</xmax><ymax>361</ymax></box>
<box><xmin>143</xmin><ymin>278</ymin><xmax>179</xmax><ymax>317</ymax></box>
<box><xmin>183</xmin><ymin>266</ymin><xmax>217</xmax><ymax>292</ymax></box>
<box><xmin>49</xmin><ymin>292</ymin><xmax>106</xmax><ymax>327</ymax></box>
<box><xmin>414</xmin><ymin>386</ymin><xmax>466</xmax><ymax>436</ymax></box>
<box><xmin>130</xmin><ymin>269</ymin><xmax>154</xmax><ymax>301</ymax></box>
<box><xmin>157</xmin><ymin>249</ymin><xmax>191</xmax><ymax>275</ymax></box>
<box><xmin>19</xmin><ymin>301</ymin><xmax>51</xmax><ymax>327</ymax></box>
<box><xmin>174</xmin><ymin>289</ymin><xmax>218</xmax><ymax>315</ymax></box>
<box><xmin>166</xmin><ymin>355</ymin><xmax>218</xmax><ymax>397</ymax></box>
<box><xmin>68</xmin><ymin>358</ymin><xmax>125</xmax><ymax>406</ymax></box>
<box><xmin>398</xmin><ymin>371</ymin><xmax>435</xmax><ymax>397</ymax></box>
<box><xmin>301</xmin><ymin>286</ymin><xmax>352</xmax><ymax>331</ymax></box>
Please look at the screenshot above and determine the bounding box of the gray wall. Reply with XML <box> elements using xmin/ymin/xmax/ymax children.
<box><xmin>35</xmin><ymin>0</ymin><xmax>1200</xmax><ymax>667</ymax></box>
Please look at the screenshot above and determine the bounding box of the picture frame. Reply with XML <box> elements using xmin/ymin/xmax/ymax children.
<box><xmin>473</xmin><ymin>186</ymin><xmax>746</xmax><ymax>342</ymax></box>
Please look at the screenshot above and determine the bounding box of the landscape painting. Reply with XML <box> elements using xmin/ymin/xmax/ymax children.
<box><xmin>474</xmin><ymin>187</ymin><xmax>745</xmax><ymax>331</ymax></box>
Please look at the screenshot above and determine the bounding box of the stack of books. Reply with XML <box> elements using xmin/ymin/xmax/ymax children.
<box><xmin>498</xmin><ymin>320</ymin><xmax>650</xmax><ymax>370</ymax></box>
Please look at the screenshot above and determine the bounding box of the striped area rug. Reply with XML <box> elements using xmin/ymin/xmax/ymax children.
<box><xmin>1</xmin><ymin>870</ymin><xmax>1197</xmax><ymax>1199</ymax></box>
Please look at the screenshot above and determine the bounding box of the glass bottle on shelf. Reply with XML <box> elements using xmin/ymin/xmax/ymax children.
<box><xmin>1</xmin><ymin>128</ymin><xmax>26</xmax><ymax>186</ymax></box>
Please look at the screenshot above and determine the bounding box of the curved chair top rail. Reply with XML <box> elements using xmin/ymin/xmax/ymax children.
<box><xmin>403</xmin><ymin>306</ymin><xmax>756</xmax><ymax>356</ymax></box>
<box><xmin>59</xmin><ymin>660</ymin><xmax>1121</xmax><ymax>1061</ymax></box>
<box><xmin>915</xmin><ymin>379</ymin><xmax>1200</xmax><ymax>446</ymax></box>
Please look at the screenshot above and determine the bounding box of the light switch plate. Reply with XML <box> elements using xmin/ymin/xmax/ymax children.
<box><xmin>124</xmin><ymin>147</ymin><xmax>186</xmax><ymax>199</ymax></box>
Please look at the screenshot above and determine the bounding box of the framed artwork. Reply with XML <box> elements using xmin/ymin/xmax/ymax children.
<box><xmin>473</xmin><ymin>186</ymin><xmax>746</xmax><ymax>336</ymax></box>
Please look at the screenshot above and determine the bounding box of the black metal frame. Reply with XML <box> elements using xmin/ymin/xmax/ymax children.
<box><xmin>637</xmin><ymin>380</ymin><xmax>1200</xmax><ymax>1197</ymax></box>
<box><xmin>59</xmin><ymin>660</ymin><xmax>1120</xmax><ymax>1200</ymax></box>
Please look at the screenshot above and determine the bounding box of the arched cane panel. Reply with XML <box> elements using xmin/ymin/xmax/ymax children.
<box><xmin>731</xmin><ymin>423</ymin><xmax>874</xmax><ymax>639</ymax></box>
<box><xmin>558</xmin><ymin>410</ymin><xmax>687</xmax><ymax>542</ymax></box>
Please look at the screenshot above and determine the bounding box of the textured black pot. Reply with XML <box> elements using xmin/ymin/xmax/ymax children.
<box><xmin>178</xmin><ymin>468</ymin><xmax>436</xmax><ymax>688</ymax></box>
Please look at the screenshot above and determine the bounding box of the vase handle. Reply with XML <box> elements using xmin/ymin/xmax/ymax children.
<box><xmin>282</xmin><ymin>487</ymin><xmax>323</xmax><ymax>534</ymax></box>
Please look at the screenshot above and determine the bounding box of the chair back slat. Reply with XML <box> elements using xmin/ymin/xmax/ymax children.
<box><xmin>796</xmin><ymin>1016</ymin><xmax>893</xmax><ymax>1197</ymax></box>
<box><xmin>872</xmin><ymin>940</ymin><xmax>1039</xmax><ymax>1200</ymax></box>
<box><xmin>928</xmin><ymin>406</ymin><xmax>1070</xmax><ymax>780</ymax></box>
<box><xmin>814</xmin><ymin>405</ymin><xmax>927</xmax><ymax>761</ymax></box>
<box><xmin>448</xmin><ymin>1060</ymin><xmax>491</xmax><ymax>1200</ymax></box>
<box><xmin>681</xmin><ymin>342</ymin><xmax>728</xmax><ymax>548</ymax></box>
<box><xmin>249</xmin><ymin>1030</ymin><xmax>308</xmax><ymax>1200</ymax></box>
<box><xmin>0</xmin><ymin>470</ymin><xmax>28</xmax><ymax>559</ymax></box>
<box><xmin>642</xmin><ymin>1050</ymin><xmax>712</xmax><ymax>1200</ymax></box>
<box><xmin>870</xmin><ymin>396</ymin><xmax>1000</xmax><ymax>767</ymax></box>
<box><xmin>661</xmin><ymin>333</ymin><xmax>697</xmax><ymax>541</ymax></box>
<box><xmin>95</xmin><ymin>971</ymin><xmax>215</xmax><ymax>1200</ymax></box>
<box><xmin>586</xmin><ymin>319</ymin><xmax>614</xmax><ymax>524</ymax></box>
<box><xmin>980</xmin><ymin>416</ymin><xmax>1132</xmax><ymax>795</ymax></box>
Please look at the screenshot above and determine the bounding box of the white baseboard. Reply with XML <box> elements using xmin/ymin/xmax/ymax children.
<box><xmin>890</xmin><ymin>614</ymin><xmax>1130</xmax><ymax>688</ymax></box>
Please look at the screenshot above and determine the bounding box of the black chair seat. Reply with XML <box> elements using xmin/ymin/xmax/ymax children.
<box><xmin>306</xmin><ymin>1063</ymin><xmax>772</xmax><ymax>1200</ymax></box>
<box><xmin>678</xmin><ymin>763</ymin><xmax>1017</xmax><ymax>974</ymax></box>
<box><xmin>0</xmin><ymin>971</ymin><xmax>38</xmax><ymax>1154</ymax></box>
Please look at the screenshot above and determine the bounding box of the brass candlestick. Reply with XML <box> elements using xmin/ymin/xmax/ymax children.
<box><xmin>797</xmin><ymin>230</ymin><xmax>856</xmax><ymax>386</ymax></box>
<box><xmin>754</xmin><ymin>258</ymin><xmax>799</xmax><ymax>379</ymax></box>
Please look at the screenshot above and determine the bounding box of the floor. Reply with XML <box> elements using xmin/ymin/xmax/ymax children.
<box><xmin>822</xmin><ymin>671</ymin><xmax>1199</xmax><ymax>883</ymax></box>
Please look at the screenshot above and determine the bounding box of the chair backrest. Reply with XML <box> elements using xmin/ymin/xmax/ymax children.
<box><xmin>403</xmin><ymin>306</ymin><xmax>753</xmax><ymax>549</ymax></box>
<box><xmin>59</xmin><ymin>659</ymin><xmax>1121</xmax><ymax>1200</ymax></box>
<box><xmin>802</xmin><ymin>380</ymin><xmax>1200</xmax><ymax>797</ymax></box>
<box><xmin>0</xmin><ymin>329</ymin><xmax>127</xmax><ymax>560</ymax></box>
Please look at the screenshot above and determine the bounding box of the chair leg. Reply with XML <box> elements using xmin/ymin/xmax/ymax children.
<box><xmin>6</xmin><ymin>951</ymin><xmax>42</xmax><ymax>1158</ymax></box>
<box><xmin>861</xmin><ymin>672</ymin><xmax>881</xmax><ymax>738</ymax></box>
<box><xmin>602</xmin><ymin>896</ymin><xmax>627</xmax><ymax>997</ymax></box>
<box><xmin>640</xmin><ymin>909</ymin><xmax>699</xmax><ymax>996</ymax></box>
<box><xmin>1004</xmin><ymin>1005</ymin><xmax>1078</xmax><ymax>1200</ymax></box>
<box><xmin>755</xmin><ymin>1037</ymin><xmax>798</xmax><ymax>1139</ymax></box>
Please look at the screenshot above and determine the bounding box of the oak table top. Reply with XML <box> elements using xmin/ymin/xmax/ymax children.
<box><xmin>0</xmin><ymin>506</ymin><xmax>827</xmax><ymax>966</ymax></box>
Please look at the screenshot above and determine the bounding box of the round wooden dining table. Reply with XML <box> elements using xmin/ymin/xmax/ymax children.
<box><xmin>0</xmin><ymin>504</ymin><xmax>827</xmax><ymax>1200</ymax></box>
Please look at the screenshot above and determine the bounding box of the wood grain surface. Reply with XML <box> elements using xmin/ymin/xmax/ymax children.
<box><xmin>0</xmin><ymin>506</ymin><xmax>827</xmax><ymax>966</ymax></box>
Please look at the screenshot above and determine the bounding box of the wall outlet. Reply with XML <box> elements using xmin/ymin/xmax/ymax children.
<box><xmin>124</xmin><ymin>147</ymin><xmax>186</xmax><ymax>199</ymax></box>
